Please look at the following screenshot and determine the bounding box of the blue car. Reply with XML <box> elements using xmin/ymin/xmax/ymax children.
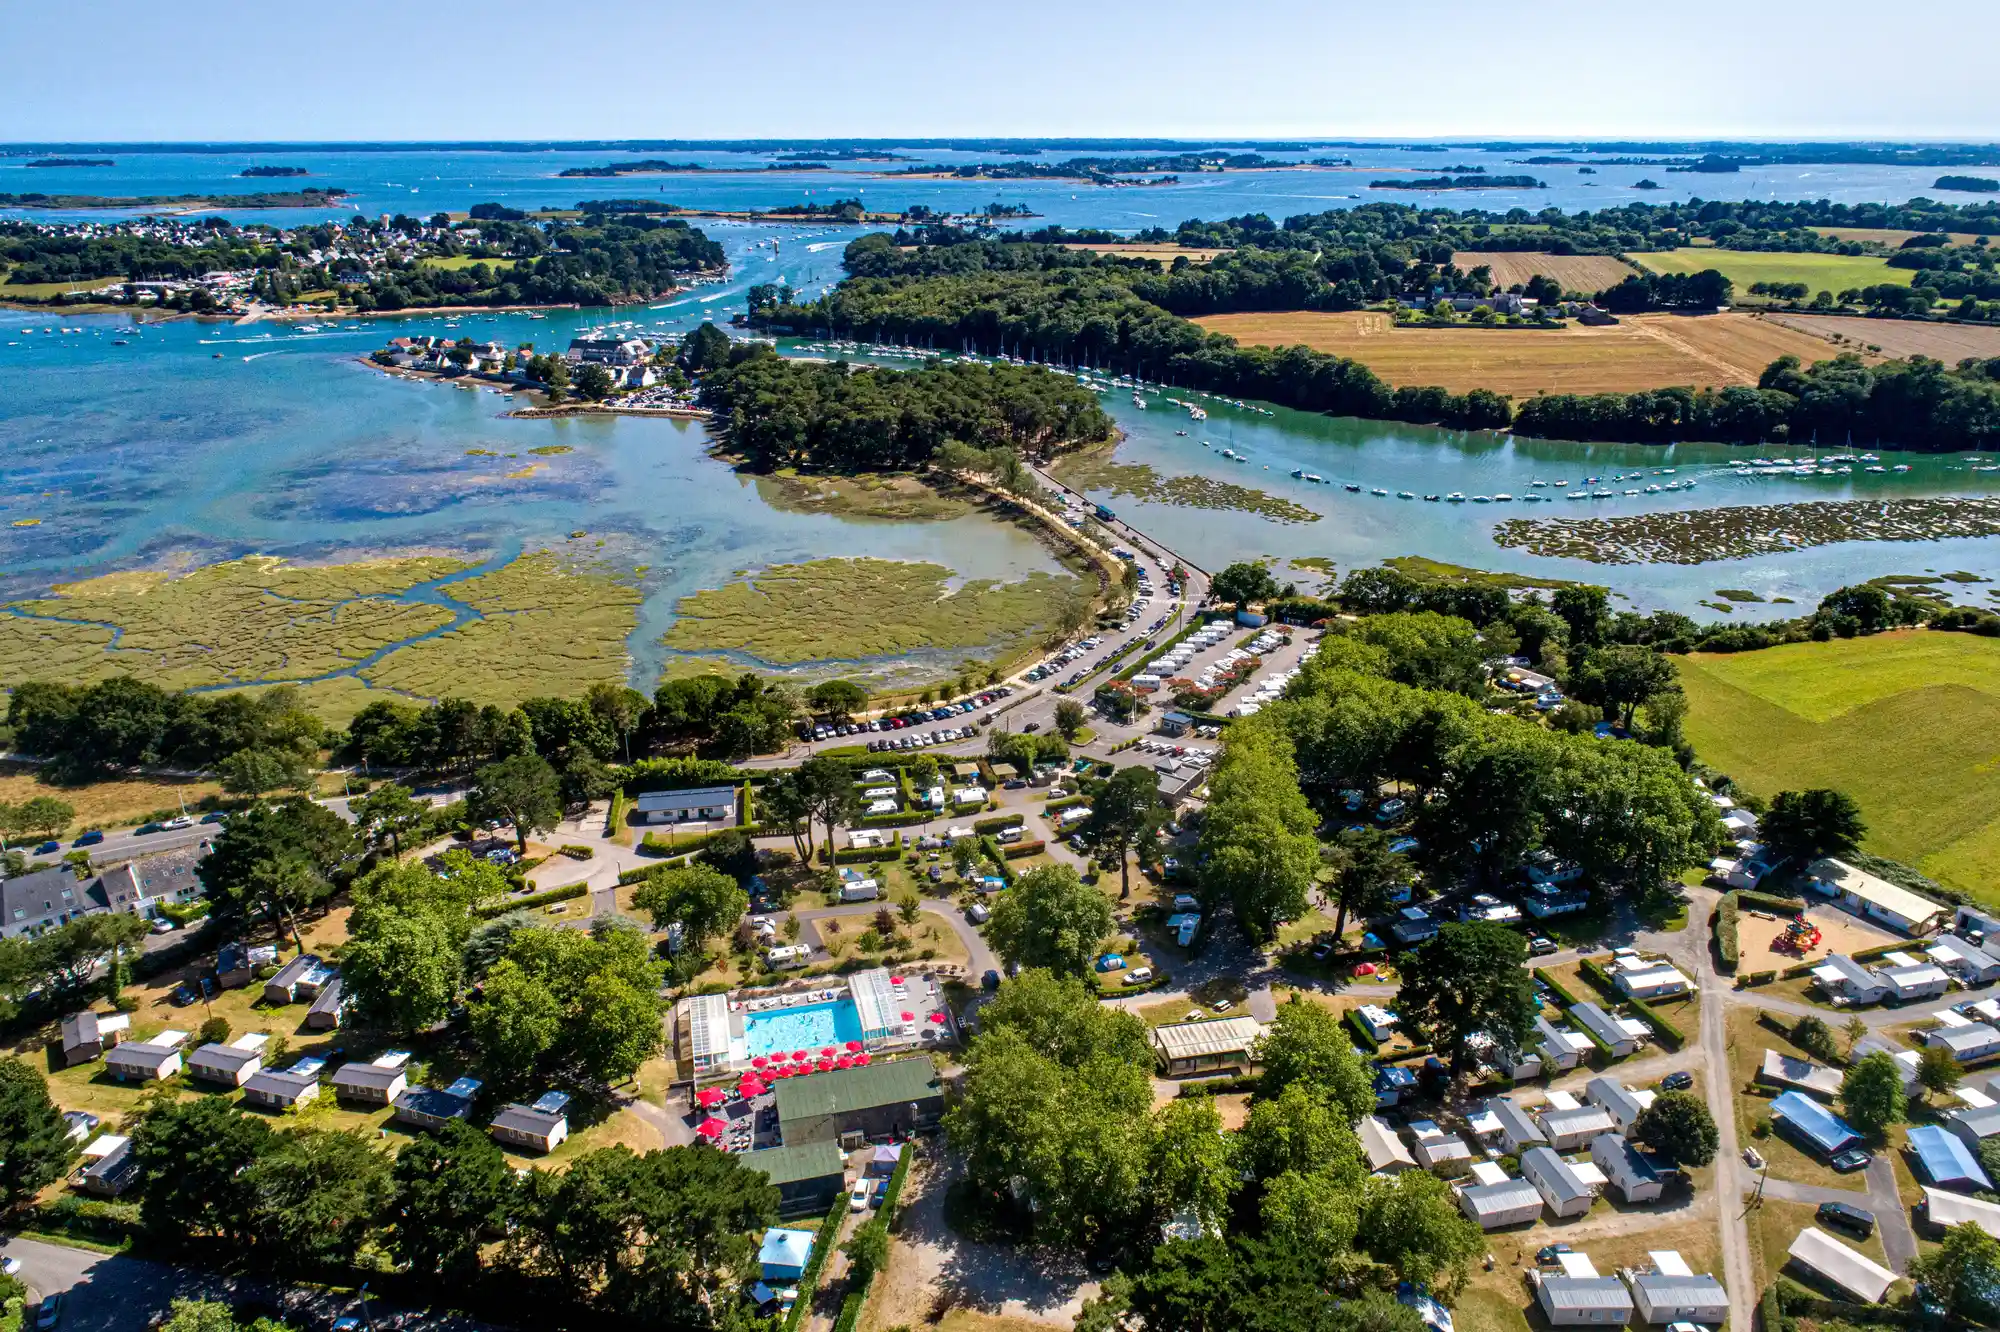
<box><xmin>73</xmin><ymin>830</ymin><xmax>104</xmax><ymax>847</ymax></box>
<box><xmin>34</xmin><ymin>840</ymin><xmax>59</xmax><ymax>855</ymax></box>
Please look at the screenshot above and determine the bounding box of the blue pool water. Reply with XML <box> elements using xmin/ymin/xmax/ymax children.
<box><xmin>744</xmin><ymin>1000</ymin><xmax>865</xmax><ymax>1059</ymax></box>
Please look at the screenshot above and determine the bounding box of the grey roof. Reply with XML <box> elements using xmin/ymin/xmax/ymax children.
<box><xmin>1929</xmin><ymin>1023</ymin><xmax>2000</xmax><ymax>1055</ymax></box>
<box><xmin>1540</xmin><ymin>1277</ymin><xmax>1634</xmax><ymax>1311</ymax></box>
<box><xmin>1462</xmin><ymin>1179</ymin><xmax>1542</xmax><ymax>1215</ymax></box>
<box><xmin>1523</xmin><ymin>1146</ymin><xmax>1593</xmax><ymax>1204</ymax></box>
<box><xmin>1953</xmin><ymin>1105</ymin><xmax>2000</xmax><ymax>1139</ymax></box>
<box><xmin>633</xmin><ymin>786</ymin><xmax>737</xmax><ymax>811</ymax></box>
<box><xmin>307</xmin><ymin>975</ymin><xmax>345</xmax><ymax>1023</ymax></box>
<box><xmin>1586</xmin><ymin>1077</ymin><xmax>1645</xmax><ymax>1122</ymax></box>
<box><xmin>60</xmin><ymin>1011</ymin><xmax>100</xmax><ymax>1050</ymax></box>
<box><xmin>1541</xmin><ymin>1105</ymin><xmax>1618</xmax><ymax>1139</ymax></box>
<box><xmin>189</xmin><ymin>1043</ymin><xmax>260</xmax><ymax>1074</ymax></box>
<box><xmin>490</xmin><ymin>1104</ymin><xmax>566</xmax><ymax>1136</ymax></box>
<box><xmin>1492</xmin><ymin>1097</ymin><xmax>1547</xmax><ymax>1144</ymax></box>
<box><xmin>106</xmin><ymin>1041</ymin><xmax>180</xmax><ymax>1070</ymax></box>
<box><xmin>330</xmin><ymin>1061</ymin><xmax>406</xmax><ymax>1091</ymax></box>
<box><xmin>394</xmin><ymin>1084</ymin><xmax>477</xmax><ymax>1122</ymax></box>
<box><xmin>267</xmin><ymin>953</ymin><xmax>330</xmax><ymax>990</ymax></box>
<box><xmin>1594</xmin><ymin>1133</ymin><xmax>1660</xmax><ymax>1182</ymax></box>
<box><xmin>1569</xmin><ymin>1001</ymin><xmax>1631</xmax><ymax>1045</ymax></box>
<box><xmin>242</xmin><ymin>1068</ymin><xmax>318</xmax><ymax>1100</ymax></box>
<box><xmin>0</xmin><ymin>867</ymin><xmax>90</xmax><ymax>932</ymax></box>
<box><xmin>1630</xmin><ymin>1273</ymin><xmax>1728</xmax><ymax>1311</ymax></box>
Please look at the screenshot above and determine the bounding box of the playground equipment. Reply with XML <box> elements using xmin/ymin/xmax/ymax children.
<box><xmin>1774</xmin><ymin>915</ymin><xmax>1822</xmax><ymax>956</ymax></box>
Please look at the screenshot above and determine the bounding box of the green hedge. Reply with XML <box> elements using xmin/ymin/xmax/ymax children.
<box><xmin>978</xmin><ymin>836</ymin><xmax>1017</xmax><ymax>886</ymax></box>
<box><xmin>156</xmin><ymin>898</ymin><xmax>211</xmax><ymax>925</ymax></box>
<box><xmin>1759</xmin><ymin>1284</ymin><xmax>1783</xmax><ymax>1332</ymax></box>
<box><xmin>1534</xmin><ymin>967</ymin><xmax>1579</xmax><ymax>1007</ymax></box>
<box><xmin>616</xmin><ymin>865</ymin><xmax>659</xmax><ymax>887</ymax></box>
<box><xmin>1043</xmin><ymin>795</ymin><xmax>1089</xmax><ymax>812</ymax></box>
<box><xmin>640</xmin><ymin>823</ymin><xmax>763</xmax><ymax>856</ymax></box>
<box><xmin>1717</xmin><ymin>896</ymin><xmax>1741</xmax><ymax>971</ymax></box>
<box><xmin>1577</xmin><ymin>956</ymin><xmax>1621</xmax><ymax>1000</ymax></box>
<box><xmin>1739</xmin><ymin>889</ymin><xmax>1808</xmax><ymax>915</ymax></box>
<box><xmin>1002</xmin><ymin>840</ymin><xmax>1045</xmax><ymax>859</ymax></box>
<box><xmin>834</xmin><ymin>844</ymin><xmax>903</xmax><ymax>865</ymax></box>
<box><xmin>972</xmin><ymin>813</ymin><xmax>1025</xmax><ymax>833</ymax></box>
<box><xmin>557</xmin><ymin>844</ymin><xmax>594</xmax><ymax>860</ymax></box>
<box><xmin>474</xmin><ymin>882</ymin><xmax>590</xmax><ymax>919</ymax></box>
<box><xmin>619</xmin><ymin>756</ymin><xmax>746</xmax><ymax>794</ymax></box>
<box><xmin>1849</xmin><ymin>942</ymin><xmax>1908</xmax><ymax>964</ymax></box>
<box><xmin>858</xmin><ymin>811</ymin><xmax>933</xmax><ymax>828</ymax></box>
<box><xmin>830</xmin><ymin>1293</ymin><xmax>864</xmax><ymax>1332</ymax></box>
<box><xmin>1740</xmin><ymin>970</ymin><xmax>1778</xmax><ymax>987</ymax></box>
<box><xmin>1175</xmin><ymin>1071</ymin><xmax>1262</xmax><ymax>1097</ymax></box>
<box><xmin>783</xmin><ymin>1199</ymin><xmax>848</xmax><ymax>1332</ymax></box>
<box><xmin>1345</xmin><ymin>1007</ymin><xmax>1381</xmax><ymax>1053</ymax></box>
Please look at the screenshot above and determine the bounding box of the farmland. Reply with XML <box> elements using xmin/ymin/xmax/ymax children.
<box><xmin>1762</xmin><ymin>311</ymin><xmax>2000</xmax><ymax>361</ymax></box>
<box><xmin>1448</xmin><ymin>251</ymin><xmax>1634</xmax><ymax>293</ymax></box>
<box><xmin>1629</xmin><ymin>249</ymin><xmax>1912</xmax><ymax>296</ymax></box>
<box><xmin>1191</xmin><ymin>309</ymin><xmax>1834</xmax><ymax>397</ymax></box>
<box><xmin>1813</xmin><ymin>226</ymin><xmax>1985</xmax><ymax>249</ymax></box>
<box><xmin>1060</xmin><ymin>242</ymin><xmax>1228</xmax><ymax>264</ymax></box>
<box><xmin>1678</xmin><ymin>630</ymin><xmax>2000</xmax><ymax>901</ymax></box>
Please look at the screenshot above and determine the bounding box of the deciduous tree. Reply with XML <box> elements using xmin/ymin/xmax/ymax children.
<box><xmin>1397</xmin><ymin>922</ymin><xmax>1537</xmax><ymax>1078</ymax></box>
<box><xmin>1632</xmin><ymin>1091</ymin><xmax>1719</xmax><ymax>1166</ymax></box>
<box><xmin>1840</xmin><ymin>1050</ymin><xmax>1908</xmax><ymax>1137</ymax></box>
<box><xmin>986</xmin><ymin>863</ymin><xmax>1114</xmax><ymax>981</ymax></box>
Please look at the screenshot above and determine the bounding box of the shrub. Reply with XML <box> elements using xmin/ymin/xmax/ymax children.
<box><xmin>1001</xmin><ymin>840</ymin><xmax>1045</xmax><ymax>859</ymax></box>
<box><xmin>1344</xmin><ymin>1007</ymin><xmax>1380</xmax><ymax>1052</ymax></box>
<box><xmin>473</xmin><ymin>881</ymin><xmax>590</xmax><ymax>919</ymax></box>
<box><xmin>557</xmin><ymin>844</ymin><xmax>594</xmax><ymax>860</ymax></box>
<box><xmin>1717</xmin><ymin>897</ymin><xmax>1740</xmax><ymax>970</ymax></box>
<box><xmin>972</xmin><ymin>813</ymin><xmax>1025</xmax><ymax>834</ymax></box>
<box><xmin>1578</xmin><ymin>957</ymin><xmax>1622</xmax><ymax>999</ymax></box>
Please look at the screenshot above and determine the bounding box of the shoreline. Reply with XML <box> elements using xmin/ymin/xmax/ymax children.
<box><xmin>357</xmin><ymin>353</ymin><xmax>710</xmax><ymax>419</ymax></box>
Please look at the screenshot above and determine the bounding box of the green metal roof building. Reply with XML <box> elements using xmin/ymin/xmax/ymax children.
<box><xmin>743</xmin><ymin>1140</ymin><xmax>848</xmax><ymax>1216</ymax></box>
<box><xmin>776</xmin><ymin>1057</ymin><xmax>944</xmax><ymax>1146</ymax></box>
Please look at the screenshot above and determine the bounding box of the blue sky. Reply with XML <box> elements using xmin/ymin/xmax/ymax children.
<box><xmin>4</xmin><ymin>0</ymin><xmax>1995</xmax><ymax>142</ymax></box>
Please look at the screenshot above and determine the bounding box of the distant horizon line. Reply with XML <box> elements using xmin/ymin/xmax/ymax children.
<box><xmin>6</xmin><ymin>135</ymin><xmax>2000</xmax><ymax>153</ymax></box>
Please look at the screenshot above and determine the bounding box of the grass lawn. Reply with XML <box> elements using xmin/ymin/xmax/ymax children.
<box><xmin>0</xmin><ymin>272</ymin><xmax>125</xmax><ymax>300</ymax></box>
<box><xmin>0</xmin><ymin>762</ymin><xmax>224</xmax><ymax>836</ymax></box>
<box><xmin>1629</xmin><ymin>249</ymin><xmax>1913</xmax><ymax>296</ymax></box>
<box><xmin>1679</xmin><ymin>631</ymin><xmax>2000</xmax><ymax>902</ymax></box>
<box><xmin>1725</xmin><ymin>1007</ymin><xmax>1867</xmax><ymax>1194</ymax></box>
<box><xmin>418</xmin><ymin>255</ymin><xmax>518</xmax><ymax>271</ymax></box>
<box><xmin>1749</xmin><ymin>1197</ymin><xmax>1890</xmax><ymax>1292</ymax></box>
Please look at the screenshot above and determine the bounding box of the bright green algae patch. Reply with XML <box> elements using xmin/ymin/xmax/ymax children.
<box><xmin>661</xmin><ymin>557</ymin><xmax>1084</xmax><ymax>665</ymax></box>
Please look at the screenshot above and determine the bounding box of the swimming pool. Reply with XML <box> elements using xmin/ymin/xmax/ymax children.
<box><xmin>744</xmin><ymin>999</ymin><xmax>866</xmax><ymax>1059</ymax></box>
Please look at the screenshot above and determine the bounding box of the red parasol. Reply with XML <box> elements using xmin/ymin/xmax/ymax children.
<box><xmin>738</xmin><ymin>1077</ymin><xmax>768</xmax><ymax>1097</ymax></box>
<box><xmin>844</xmin><ymin>1040</ymin><xmax>864</xmax><ymax>1052</ymax></box>
<box><xmin>836</xmin><ymin>1056</ymin><xmax>854</xmax><ymax>1069</ymax></box>
<box><xmin>890</xmin><ymin>976</ymin><xmax>904</xmax><ymax>984</ymax></box>
<box><xmin>792</xmin><ymin>1050</ymin><xmax>809</xmax><ymax>1062</ymax></box>
<box><xmin>695</xmin><ymin>1117</ymin><xmax>728</xmax><ymax>1138</ymax></box>
<box><xmin>817</xmin><ymin>1058</ymin><xmax>835</xmax><ymax>1071</ymax></box>
<box><xmin>928</xmin><ymin>1011</ymin><xmax>947</xmax><ymax>1024</ymax></box>
<box><xmin>695</xmin><ymin>1087</ymin><xmax>726</xmax><ymax>1108</ymax></box>
<box><xmin>751</xmin><ymin>1055</ymin><xmax>769</xmax><ymax>1068</ymax></box>
<box><xmin>855</xmin><ymin>1053</ymin><xmax>871</xmax><ymax>1065</ymax></box>
<box><xmin>900</xmin><ymin>1011</ymin><xmax>914</xmax><ymax>1022</ymax></box>
<box><xmin>820</xmin><ymin>1046</ymin><xmax>838</xmax><ymax>1058</ymax></box>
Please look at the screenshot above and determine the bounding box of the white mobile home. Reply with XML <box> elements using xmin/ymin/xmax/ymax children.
<box><xmin>1591</xmin><ymin>1134</ymin><xmax>1664</xmax><ymax>1203</ymax></box>
<box><xmin>1522</xmin><ymin>1146</ymin><xmax>1596</xmax><ymax>1218</ymax></box>
<box><xmin>1540</xmin><ymin>1104</ymin><xmax>1620</xmax><ymax>1151</ymax></box>
<box><xmin>1627</xmin><ymin>1253</ymin><xmax>1728</xmax><ymax>1325</ymax></box>
<box><xmin>1929</xmin><ymin>935</ymin><xmax>2000</xmax><ymax>985</ymax></box>
<box><xmin>1459</xmin><ymin>1178</ymin><xmax>1543</xmax><ymax>1229</ymax></box>
<box><xmin>1536</xmin><ymin>1272</ymin><xmax>1633</xmax><ymax>1327</ymax></box>
<box><xmin>1491</xmin><ymin>1096</ymin><xmax>1549</xmax><ymax>1153</ymax></box>
<box><xmin>1585</xmin><ymin>1078</ymin><xmax>1654</xmax><ymax>1135</ymax></box>
<box><xmin>1535</xmin><ymin>1015</ymin><xmax>1594</xmax><ymax>1071</ymax></box>
<box><xmin>1758</xmin><ymin>1049</ymin><xmax>1845</xmax><ymax>1100</ymax></box>
<box><xmin>1410</xmin><ymin>1120</ymin><xmax>1473</xmax><ymax>1174</ymax></box>
<box><xmin>1924</xmin><ymin>1023</ymin><xmax>2000</xmax><ymax>1064</ymax></box>
<box><xmin>1570</xmin><ymin>1002</ymin><xmax>1646</xmax><ymax>1057</ymax></box>
<box><xmin>1804</xmin><ymin>858</ymin><xmax>1946</xmax><ymax>936</ymax></box>
<box><xmin>1360</xmin><ymin>1115</ymin><xmax>1417</xmax><ymax>1174</ymax></box>
<box><xmin>1811</xmin><ymin>954</ymin><xmax>1890</xmax><ymax>1004</ymax></box>
<box><xmin>1786</xmin><ymin>1226</ymin><xmax>1898</xmax><ymax>1303</ymax></box>
<box><xmin>1878</xmin><ymin>963</ymin><xmax>1950</xmax><ymax>1002</ymax></box>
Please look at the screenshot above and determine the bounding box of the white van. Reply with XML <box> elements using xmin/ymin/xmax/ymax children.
<box><xmin>995</xmin><ymin>826</ymin><xmax>1025</xmax><ymax>844</ymax></box>
<box><xmin>767</xmin><ymin>944</ymin><xmax>811</xmax><ymax>969</ymax></box>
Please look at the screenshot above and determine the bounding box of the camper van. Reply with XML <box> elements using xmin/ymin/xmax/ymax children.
<box><xmin>767</xmin><ymin>945</ymin><xmax>812</xmax><ymax>970</ymax></box>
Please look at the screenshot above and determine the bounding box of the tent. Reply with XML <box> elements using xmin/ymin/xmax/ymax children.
<box><xmin>696</xmin><ymin>1117</ymin><xmax>728</xmax><ymax>1139</ymax></box>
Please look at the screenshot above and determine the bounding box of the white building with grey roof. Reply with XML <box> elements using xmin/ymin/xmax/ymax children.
<box><xmin>1585</xmin><ymin>1077</ymin><xmax>1654</xmax><ymax>1135</ymax></box>
<box><xmin>1626</xmin><ymin>1251</ymin><xmax>1727</xmax><ymax>1325</ymax></box>
<box><xmin>1522</xmin><ymin>1146</ymin><xmax>1596</xmax><ymax>1218</ymax></box>
<box><xmin>1458</xmin><ymin>1177</ymin><xmax>1543</xmax><ymax>1229</ymax></box>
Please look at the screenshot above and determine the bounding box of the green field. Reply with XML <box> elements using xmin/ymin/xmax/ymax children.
<box><xmin>418</xmin><ymin>255</ymin><xmax>519</xmax><ymax>271</ymax></box>
<box><xmin>1679</xmin><ymin>631</ymin><xmax>2000</xmax><ymax>900</ymax></box>
<box><xmin>1629</xmin><ymin>249</ymin><xmax>1912</xmax><ymax>296</ymax></box>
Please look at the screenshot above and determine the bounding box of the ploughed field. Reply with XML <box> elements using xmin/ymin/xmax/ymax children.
<box><xmin>1678</xmin><ymin>629</ymin><xmax>2000</xmax><ymax>902</ymax></box>
<box><xmin>1190</xmin><ymin>310</ymin><xmax>1836</xmax><ymax>397</ymax></box>
<box><xmin>1761</xmin><ymin>312</ymin><xmax>2000</xmax><ymax>362</ymax></box>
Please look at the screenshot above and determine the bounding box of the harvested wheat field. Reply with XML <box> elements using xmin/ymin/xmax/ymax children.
<box><xmin>1762</xmin><ymin>312</ymin><xmax>2000</xmax><ymax>362</ymax></box>
<box><xmin>1449</xmin><ymin>251</ymin><xmax>1633</xmax><ymax>293</ymax></box>
<box><xmin>1061</xmin><ymin>242</ymin><xmax>1229</xmax><ymax>263</ymax></box>
<box><xmin>1193</xmin><ymin>309</ymin><xmax>1839</xmax><ymax>396</ymax></box>
<box><xmin>1813</xmin><ymin>226</ymin><xmax>1986</xmax><ymax>249</ymax></box>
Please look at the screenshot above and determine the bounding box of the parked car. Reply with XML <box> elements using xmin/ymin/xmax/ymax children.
<box><xmin>1816</xmin><ymin>1201</ymin><xmax>1876</xmax><ymax>1238</ymax></box>
<box><xmin>982</xmin><ymin>969</ymin><xmax>1001</xmax><ymax>990</ymax></box>
<box><xmin>200</xmin><ymin>811</ymin><xmax>228</xmax><ymax>824</ymax></box>
<box><xmin>1528</xmin><ymin>936</ymin><xmax>1557</xmax><ymax>957</ymax></box>
<box><xmin>1830</xmin><ymin>1148</ymin><xmax>1873</xmax><ymax>1173</ymax></box>
<box><xmin>33</xmin><ymin>1295</ymin><xmax>60</xmax><ymax>1331</ymax></box>
<box><xmin>1742</xmin><ymin>1147</ymin><xmax>1765</xmax><ymax>1170</ymax></box>
<box><xmin>162</xmin><ymin>815</ymin><xmax>194</xmax><ymax>830</ymax></box>
<box><xmin>0</xmin><ymin>1258</ymin><xmax>17</xmax><ymax>1276</ymax></box>
<box><xmin>73</xmin><ymin>830</ymin><xmax>104</xmax><ymax>847</ymax></box>
<box><xmin>1660</xmin><ymin>1071</ymin><xmax>1694</xmax><ymax>1092</ymax></box>
<box><xmin>1535</xmin><ymin>1244</ymin><xmax>1573</xmax><ymax>1265</ymax></box>
<box><xmin>33</xmin><ymin>841</ymin><xmax>58</xmax><ymax>855</ymax></box>
<box><xmin>850</xmin><ymin>1178</ymin><xmax>871</xmax><ymax>1212</ymax></box>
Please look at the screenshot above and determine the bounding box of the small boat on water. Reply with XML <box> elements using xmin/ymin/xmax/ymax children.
<box><xmin>1176</xmin><ymin>429</ymin><xmax>1187</xmax><ymax>436</ymax></box>
<box><xmin>1397</xmin><ymin>490</ymin><xmax>1415</xmax><ymax>499</ymax></box>
<box><xmin>1472</xmin><ymin>495</ymin><xmax>1491</xmax><ymax>503</ymax></box>
<box><xmin>1493</xmin><ymin>493</ymin><xmax>1513</xmax><ymax>502</ymax></box>
<box><xmin>1344</xmin><ymin>483</ymin><xmax>1361</xmax><ymax>492</ymax></box>
<box><xmin>1553</xmin><ymin>480</ymin><xmax>1568</xmax><ymax>487</ymax></box>
<box><xmin>1132</xmin><ymin>393</ymin><xmax>1146</xmax><ymax>408</ymax></box>
<box><xmin>1892</xmin><ymin>463</ymin><xmax>1911</xmax><ymax>472</ymax></box>
<box><xmin>1423</xmin><ymin>494</ymin><xmax>1441</xmax><ymax>502</ymax></box>
<box><xmin>1530</xmin><ymin>480</ymin><xmax>1546</xmax><ymax>487</ymax></box>
<box><xmin>1370</xmin><ymin>488</ymin><xmax>1388</xmax><ymax>496</ymax></box>
<box><xmin>1291</xmin><ymin>468</ymin><xmax>1304</xmax><ymax>479</ymax></box>
<box><xmin>1446</xmin><ymin>492</ymin><xmax>1466</xmax><ymax>502</ymax></box>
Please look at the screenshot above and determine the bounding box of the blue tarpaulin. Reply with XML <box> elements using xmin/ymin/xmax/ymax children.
<box><xmin>1769</xmin><ymin>1090</ymin><xmax>1860</xmax><ymax>1155</ymax></box>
